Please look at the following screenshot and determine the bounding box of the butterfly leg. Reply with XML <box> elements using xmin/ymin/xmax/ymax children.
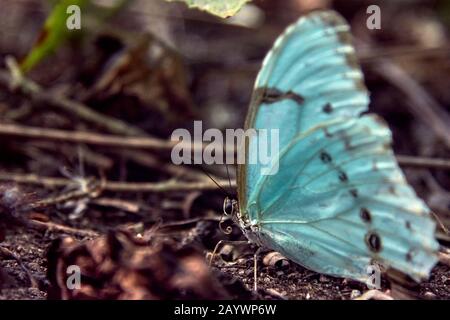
<box><xmin>208</xmin><ymin>240</ymin><xmax>248</xmax><ymax>266</ymax></box>
<box><xmin>253</xmin><ymin>247</ymin><xmax>263</xmax><ymax>292</ymax></box>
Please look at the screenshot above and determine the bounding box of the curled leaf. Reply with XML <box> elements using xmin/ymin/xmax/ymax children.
<box><xmin>166</xmin><ymin>0</ymin><xmax>251</xmax><ymax>18</ymax></box>
<box><xmin>262</xmin><ymin>251</ymin><xmax>290</xmax><ymax>269</ymax></box>
<box><xmin>20</xmin><ymin>0</ymin><xmax>89</xmax><ymax>73</ymax></box>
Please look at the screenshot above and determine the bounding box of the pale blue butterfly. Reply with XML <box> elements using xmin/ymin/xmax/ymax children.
<box><xmin>227</xmin><ymin>10</ymin><xmax>439</xmax><ymax>283</ymax></box>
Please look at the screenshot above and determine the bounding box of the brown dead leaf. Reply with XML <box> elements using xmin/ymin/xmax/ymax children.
<box><xmin>46</xmin><ymin>231</ymin><xmax>231</xmax><ymax>300</ymax></box>
<box><xmin>263</xmin><ymin>251</ymin><xmax>290</xmax><ymax>269</ymax></box>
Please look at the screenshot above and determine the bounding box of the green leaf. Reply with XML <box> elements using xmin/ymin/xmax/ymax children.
<box><xmin>20</xmin><ymin>0</ymin><xmax>89</xmax><ymax>73</ymax></box>
<box><xmin>166</xmin><ymin>0</ymin><xmax>251</xmax><ymax>18</ymax></box>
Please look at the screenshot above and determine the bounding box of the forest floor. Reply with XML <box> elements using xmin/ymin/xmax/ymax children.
<box><xmin>1</xmin><ymin>0</ymin><xmax>450</xmax><ymax>300</ymax></box>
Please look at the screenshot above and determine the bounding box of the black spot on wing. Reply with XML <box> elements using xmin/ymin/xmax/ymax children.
<box><xmin>349</xmin><ymin>188</ymin><xmax>358</xmax><ymax>198</ymax></box>
<box><xmin>258</xmin><ymin>87</ymin><xmax>305</xmax><ymax>105</ymax></box>
<box><xmin>322</xmin><ymin>103</ymin><xmax>333</xmax><ymax>114</ymax></box>
<box><xmin>360</xmin><ymin>208</ymin><xmax>371</xmax><ymax>223</ymax></box>
<box><xmin>406</xmin><ymin>251</ymin><xmax>413</xmax><ymax>262</ymax></box>
<box><xmin>388</xmin><ymin>186</ymin><xmax>397</xmax><ymax>195</ymax></box>
<box><xmin>405</xmin><ymin>221</ymin><xmax>411</xmax><ymax>230</ymax></box>
<box><xmin>365</xmin><ymin>232</ymin><xmax>382</xmax><ymax>253</ymax></box>
<box><xmin>338</xmin><ymin>170</ymin><xmax>348</xmax><ymax>182</ymax></box>
<box><xmin>320</xmin><ymin>151</ymin><xmax>332</xmax><ymax>163</ymax></box>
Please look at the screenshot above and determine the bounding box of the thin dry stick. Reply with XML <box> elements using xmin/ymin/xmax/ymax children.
<box><xmin>26</xmin><ymin>141</ymin><xmax>114</xmax><ymax>170</ymax></box>
<box><xmin>0</xmin><ymin>123</ymin><xmax>181</xmax><ymax>151</ymax></box>
<box><xmin>29</xmin><ymin>178</ymin><xmax>102</xmax><ymax>209</ymax></box>
<box><xmin>4</xmin><ymin>123</ymin><xmax>450</xmax><ymax>166</ymax></box>
<box><xmin>0</xmin><ymin>172</ymin><xmax>236</xmax><ymax>192</ymax></box>
<box><xmin>28</xmin><ymin>219</ymin><xmax>99</xmax><ymax>238</ymax></box>
<box><xmin>1</xmin><ymin>62</ymin><xmax>211</xmax><ymax>179</ymax></box>
<box><xmin>2</xmin><ymin>123</ymin><xmax>449</xmax><ymax>170</ymax></box>
<box><xmin>0</xmin><ymin>61</ymin><xmax>211</xmax><ymax>179</ymax></box>
<box><xmin>358</xmin><ymin>45</ymin><xmax>450</xmax><ymax>64</ymax></box>
<box><xmin>0</xmin><ymin>65</ymin><xmax>145</xmax><ymax>137</ymax></box>
<box><xmin>92</xmin><ymin>197</ymin><xmax>141</xmax><ymax>213</ymax></box>
<box><xmin>396</xmin><ymin>155</ymin><xmax>450</xmax><ymax>170</ymax></box>
<box><xmin>0</xmin><ymin>245</ymin><xmax>38</xmax><ymax>288</ymax></box>
<box><xmin>373</xmin><ymin>58</ymin><xmax>450</xmax><ymax>150</ymax></box>
<box><xmin>121</xmin><ymin>149</ymin><xmax>210</xmax><ymax>181</ymax></box>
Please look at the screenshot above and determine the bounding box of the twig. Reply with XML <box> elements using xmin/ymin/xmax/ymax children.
<box><xmin>28</xmin><ymin>219</ymin><xmax>99</xmax><ymax>238</ymax></box>
<box><xmin>0</xmin><ymin>61</ymin><xmax>207</xmax><ymax>179</ymax></box>
<box><xmin>158</xmin><ymin>216</ymin><xmax>222</xmax><ymax>229</ymax></box>
<box><xmin>3</xmin><ymin>124</ymin><xmax>450</xmax><ymax>171</ymax></box>
<box><xmin>358</xmin><ymin>45</ymin><xmax>450</xmax><ymax>64</ymax></box>
<box><xmin>91</xmin><ymin>197</ymin><xmax>140</xmax><ymax>213</ymax></box>
<box><xmin>21</xmin><ymin>137</ymin><xmax>205</xmax><ymax>181</ymax></box>
<box><xmin>120</xmin><ymin>149</ymin><xmax>209</xmax><ymax>181</ymax></box>
<box><xmin>0</xmin><ymin>123</ymin><xmax>237</xmax><ymax>174</ymax></box>
<box><xmin>0</xmin><ymin>245</ymin><xmax>39</xmax><ymax>288</ymax></box>
<box><xmin>29</xmin><ymin>178</ymin><xmax>102</xmax><ymax>209</ymax></box>
<box><xmin>4</xmin><ymin>123</ymin><xmax>450</xmax><ymax>171</ymax></box>
<box><xmin>0</xmin><ymin>123</ymin><xmax>183</xmax><ymax>151</ymax></box>
<box><xmin>1</xmin><ymin>58</ymin><xmax>146</xmax><ymax>137</ymax></box>
<box><xmin>26</xmin><ymin>141</ymin><xmax>114</xmax><ymax>170</ymax></box>
<box><xmin>396</xmin><ymin>155</ymin><xmax>450</xmax><ymax>170</ymax></box>
<box><xmin>373</xmin><ymin>58</ymin><xmax>450</xmax><ymax>150</ymax></box>
<box><xmin>0</xmin><ymin>172</ymin><xmax>235</xmax><ymax>193</ymax></box>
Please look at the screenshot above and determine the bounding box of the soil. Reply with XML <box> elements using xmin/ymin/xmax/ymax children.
<box><xmin>1</xmin><ymin>0</ymin><xmax>450</xmax><ymax>300</ymax></box>
<box><xmin>1</xmin><ymin>223</ymin><xmax>449</xmax><ymax>300</ymax></box>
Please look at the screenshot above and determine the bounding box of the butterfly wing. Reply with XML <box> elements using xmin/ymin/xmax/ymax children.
<box><xmin>237</xmin><ymin>10</ymin><xmax>438</xmax><ymax>282</ymax></box>
<box><xmin>254</xmin><ymin>115</ymin><xmax>438</xmax><ymax>281</ymax></box>
<box><xmin>237</xmin><ymin>11</ymin><xmax>369</xmax><ymax>210</ymax></box>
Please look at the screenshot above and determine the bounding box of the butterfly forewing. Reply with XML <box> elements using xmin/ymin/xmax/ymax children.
<box><xmin>238</xmin><ymin>11</ymin><xmax>369</xmax><ymax>211</ymax></box>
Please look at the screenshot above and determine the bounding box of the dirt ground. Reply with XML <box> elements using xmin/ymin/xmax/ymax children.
<box><xmin>1</xmin><ymin>0</ymin><xmax>450</xmax><ymax>300</ymax></box>
<box><xmin>1</xmin><ymin>225</ymin><xmax>449</xmax><ymax>300</ymax></box>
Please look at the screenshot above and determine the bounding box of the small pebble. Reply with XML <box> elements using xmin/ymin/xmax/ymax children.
<box><xmin>350</xmin><ymin>290</ymin><xmax>361</xmax><ymax>299</ymax></box>
<box><xmin>423</xmin><ymin>291</ymin><xmax>437</xmax><ymax>299</ymax></box>
<box><xmin>266</xmin><ymin>288</ymin><xmax>286</xmax><ymax>300</ymax></box>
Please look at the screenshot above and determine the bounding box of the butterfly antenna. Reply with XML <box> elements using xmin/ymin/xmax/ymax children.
<box><xmin>198</xmin><ymin>166</ymin><xmax>230</xmax><ymax>197</ymax></box>
<box><xmin>223</xmin><ymin>141</ymin><xmax>235</xmax><ymax>198</ymax></box>
<box><xmin>186</xmin><ymin>139</ymin><xmax>229</xmax><ymax>196</ymax></box>
<box><xmin>225</xmin><ymin>163</ymin><xmax>232</xmax><ymax>190</ymax></box>
<box><xmin>219</xmin><ymin>213</ymin><xmax>232</xmax><ymax>235</ymax></box>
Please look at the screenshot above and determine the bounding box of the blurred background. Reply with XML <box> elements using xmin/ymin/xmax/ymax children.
<box><xmin>0</xmin><ymin>0</ymin><xmax>449</xmax><ymax>300</ymax></box>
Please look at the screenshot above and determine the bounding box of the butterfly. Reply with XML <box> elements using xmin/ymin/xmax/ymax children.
<box><xmin>224</xmin><ymin>10</ymin><xmax>439</xmax><ymax>284</ymax></box>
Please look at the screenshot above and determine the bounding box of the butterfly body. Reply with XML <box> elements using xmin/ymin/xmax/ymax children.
<box><xmin>234</xmin><ymin>10</ymin><xmax>439</xmax><ymax>283</ymax></box>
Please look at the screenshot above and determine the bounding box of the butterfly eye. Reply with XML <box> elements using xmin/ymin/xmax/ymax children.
<box><xmin>223</xmin><ymin>198</ymin><xmax>234</xmax><ymax>216</ymax></box>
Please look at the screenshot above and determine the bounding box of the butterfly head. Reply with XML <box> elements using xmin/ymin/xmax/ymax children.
<box><xmin>223</xmin><ymin>196</ymin><xmax>238</xmax><ymax>217</ymax></box>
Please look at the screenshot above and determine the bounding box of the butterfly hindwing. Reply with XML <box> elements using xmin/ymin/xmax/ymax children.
<box><xmin>252</xmin><ymin>115</ymin><xmax>438</xmax><ymax>281</ymax></box>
